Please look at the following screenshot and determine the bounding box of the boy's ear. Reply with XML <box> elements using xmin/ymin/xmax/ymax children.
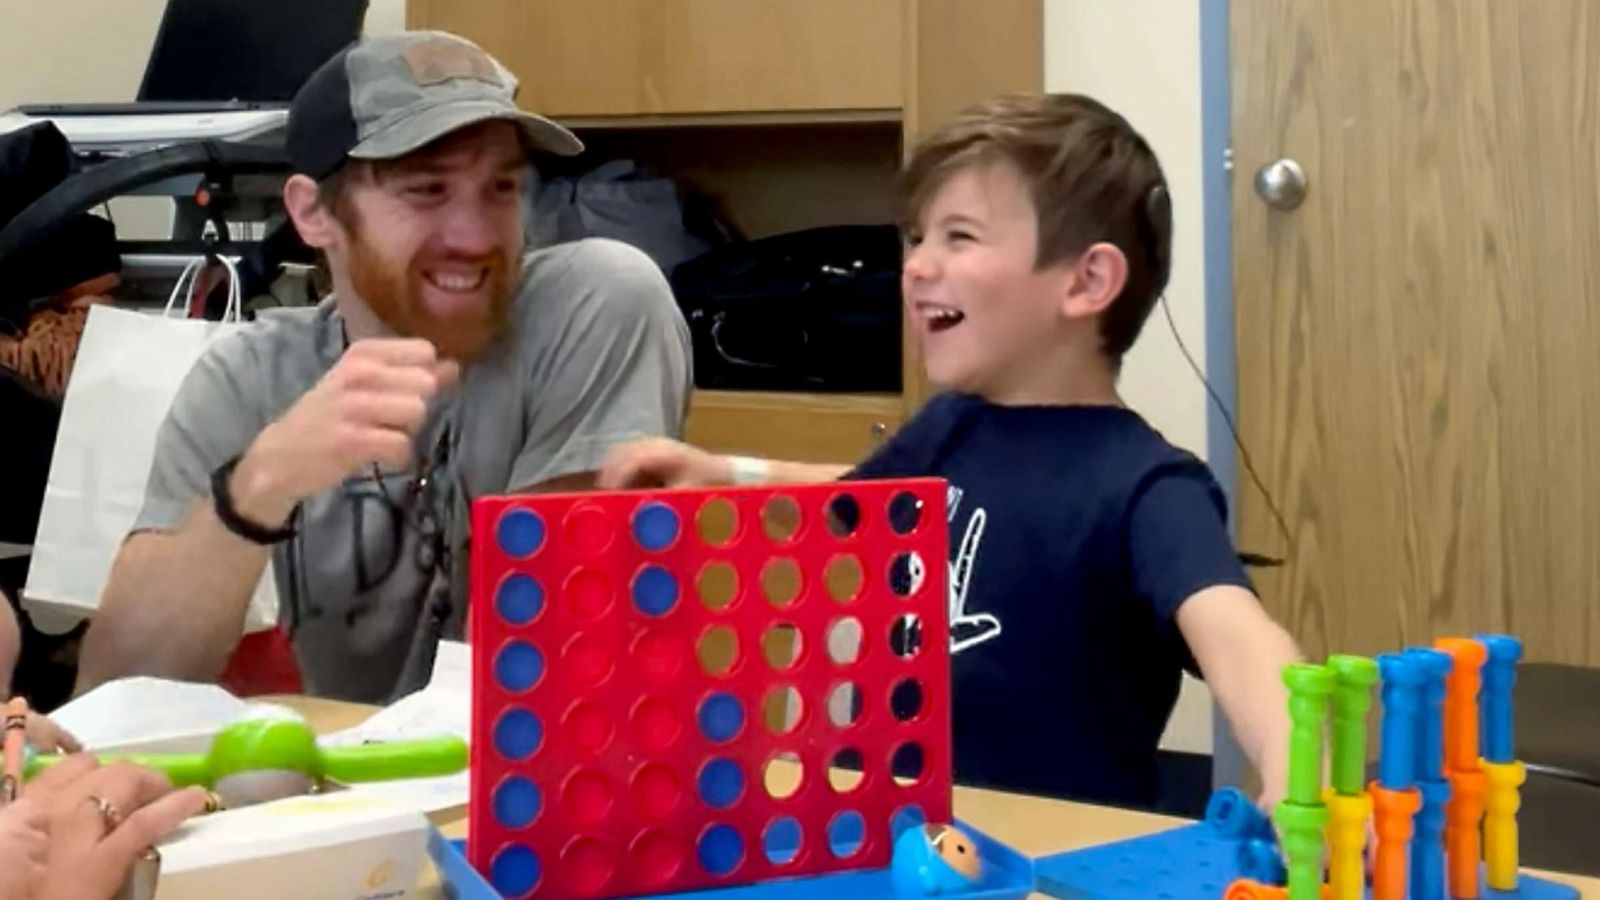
<box><xmin>282</xmin><ymin>173</ymin><xmax>342</xmax><ymax>251</ymax></box>
<box><xmin>1060</xmin><ymin>241</ymin><xmax>1129</xmax><ymax>321</ymax></box>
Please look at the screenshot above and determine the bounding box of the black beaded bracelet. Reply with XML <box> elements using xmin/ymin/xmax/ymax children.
<box><xmin>211</xmin><ymin>455</ymin><xmax>298</xmax><ymax>545</ymax></box>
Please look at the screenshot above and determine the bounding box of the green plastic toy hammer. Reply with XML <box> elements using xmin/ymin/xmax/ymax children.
<box><xmin>25</xmin><ymin>717</ymin><xmax>467</xmax><ymax>807</ymax></box>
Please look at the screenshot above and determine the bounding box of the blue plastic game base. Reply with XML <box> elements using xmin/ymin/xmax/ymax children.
<box><xmin>428</xmin><ymin>822</ymin><xmax>1035</xmax><ymax>900</ymax></box>
<box><xmin>1030</xmin><ymin>822</ymin><xmax>1581</xmax><ymax>900</ymax></box>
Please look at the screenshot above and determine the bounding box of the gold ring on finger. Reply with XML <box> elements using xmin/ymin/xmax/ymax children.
<box><xmin>86</xmin><ymin>794</ymin><xmax>123</xmax><ymax>834</ymax></box>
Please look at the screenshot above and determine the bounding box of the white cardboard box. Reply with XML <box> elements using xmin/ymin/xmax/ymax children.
<box><xmin>155</xmin><ymin>791</ymin><xmax>429</xmax><ymax>900</ymax></box>
<box><xmin>46</xmin><ymin>677</ymin><xmax>443</xmax><ymax>898</ymax></box>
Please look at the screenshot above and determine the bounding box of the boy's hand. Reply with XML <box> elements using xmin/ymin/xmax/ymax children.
<box><xmin>598</xmin><ymin>438</ymin><xmax>732</xmax><ymax>489</ymax></box>
<box><xmin>1177</xmin><ymin>586</ymin><xmax>1301</xmax><ymax>819</ymax></box>
<box><xmin>1255</xmin><ymin>781</ymin><xmax>1283</xmax><ymax>817</ymax></box>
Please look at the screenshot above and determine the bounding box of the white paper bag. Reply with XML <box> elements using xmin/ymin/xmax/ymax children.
<box><xmin>23</xmin><ymin>257</ymin><xmax>277</xmax><ymax>633</ymax></box>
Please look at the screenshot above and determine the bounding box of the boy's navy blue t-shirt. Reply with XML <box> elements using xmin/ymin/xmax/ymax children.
<box><xmin>849</xmin><ymin>392</ymin><xmax>1250</xmax><ymax>808</ymax></box>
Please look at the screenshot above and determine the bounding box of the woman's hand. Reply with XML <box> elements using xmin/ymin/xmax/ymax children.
<box><xmin>25</xmin><ymin>712</ymin><xmax>80</xmax><ymax>754</ymax></box>
<box><xmin>25</xmin><ymin>755</ymin><xmax>209</xmax><ymax>900</ymax></box>
<box><xmin>0</xmin><ymin>796</ymin><xmax>49</xmax><ymax>900</ymax></box>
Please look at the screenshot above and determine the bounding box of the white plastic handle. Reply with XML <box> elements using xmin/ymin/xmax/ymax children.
<box><xmin>160</xmin><ymin>254</ymin><xmax>244</xmax><ymax>323</ymax></box>
<box><xmin>160</xmin><ymin>256</ymin><xmax>204</xmax><ymax>319</ymax></box>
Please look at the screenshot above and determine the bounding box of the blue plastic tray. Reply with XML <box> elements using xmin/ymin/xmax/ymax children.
<box><xmin>1031</xmin><ymin>822</ymin><xmax>1581</xmax><ymax>900</ymax></box>
<box><xmin>427</xmin><ymin>821</ymin><xmax>1036</xmax><ymax>900</ymax></box>
<box><xmin>427</xmin><ymin>794</ymin><xmax>1580</xmax><ymax>900</ymax></box>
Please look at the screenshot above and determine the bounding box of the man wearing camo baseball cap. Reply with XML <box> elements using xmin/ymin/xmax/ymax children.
<box><xmin>79</xmin><ymin>31</ymin><xmax>692</xmax><ymax>703</ymax></box>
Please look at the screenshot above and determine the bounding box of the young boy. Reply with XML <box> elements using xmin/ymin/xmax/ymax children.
<box><xmin>599</xmin><ymin>93</ymin><xmax>1299</xmax><ymax>812</ymax></box>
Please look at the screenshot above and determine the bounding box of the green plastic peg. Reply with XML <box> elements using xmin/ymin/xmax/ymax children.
<box><xmin>1283</xmin><ymin>663</ymin><xmax>1334</xmax><ymax>807</ymax></box>
<box><xmin>1274</xmin><ymin>800</ymin><xmax>1332</xmax><ymax>900</ymax></box>
<box><xmin>1327</xmin><ymin>654</ymin><xmax>1379</xmax><ymax>797</ymax></box>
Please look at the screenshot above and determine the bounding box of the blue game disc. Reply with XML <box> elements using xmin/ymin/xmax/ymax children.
<box><xmin>633</xmin><ymin>502</ymin><xmax>681</xmax><ymax>551</ymax></box>
<box><xmin>494</xmin><ymin>776</ymin><xmax>542</xmax><ymax>829</ymax></box>
<box><xmin>890</xmin><ymin>804</ymin><xmax>927</xmax><ymax>841</ymax></box>
<box><xmin>496</xmin><ymin>575</ymin><xmax>545</xmax><ymax>625</ymax></box>
<box><xmin>697</xmin><ymin>692</ymin><xmax>744</xmax><ymax>743</ymax></box>
<box><xmin>497</xmin><ymin>509</ymin><xmax>546</xmax><ymax>559</ymax></box>
<box><xmin>697</xmin><ymin>758</ymin><xmax>744</xmax><ymax>810</ymax></box>
<box><xmin>632</xmin><ymin>566</ymin><xmax>680</xmax><ymax>617</ymax></box>
<box><xmin>495</xmin><ymin>641</ymin><xmax>545</xmax><ymax>693</ymax></box>
<box><xmin>490</xmin><ymin>845</ymin><xmax>542</xmax><ymax>897</ymax></box>
<box><xmin>764</xmin><ymin>817</ymin><xmax>802</xmax><ymax>865</ymax></box>
<box><xmin>698</xmin><ymin>824</ymin><xmax>744</xmax><ymax>877</ymax></box>
<box><xmin>494</xmin><ymin>708</ymin><xmax>544</xmax><ymax>761</ymax></box>
<box><xmin>828</xmin><ymin>811</ymin><xmax>866</xmax><ymax>858</ymax></box>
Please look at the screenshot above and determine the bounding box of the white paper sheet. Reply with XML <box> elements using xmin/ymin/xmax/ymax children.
<box><xmin>48</xmin><ymin>677</ymin><xmax>252</xmax><ymax>753</ymax></box>
<box><xmin>320</xmin><ymin>641</ymin><xmax>473</xmax><ymax>814</ymax></box>
<box><xmin>50</xmin><ymin>644</ymin><xmax>476</xmax><ymax>814</ymax></box>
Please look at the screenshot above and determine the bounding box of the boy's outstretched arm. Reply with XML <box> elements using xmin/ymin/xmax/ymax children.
<box><xmin>598</xmin><ymin>437</ymin><xmax>849</xmax><ymax>489</ymax></box>
<box><xmin>1176</xmin><ymin>585</ymin><xmax>1302</xmax><ymax>812</ymax></box>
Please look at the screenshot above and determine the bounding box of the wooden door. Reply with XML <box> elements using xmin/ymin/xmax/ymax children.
<box><xmin>1233</xmin><ymin>3</ymin><xmax>1600</xmax><ymax>664</ymax></box>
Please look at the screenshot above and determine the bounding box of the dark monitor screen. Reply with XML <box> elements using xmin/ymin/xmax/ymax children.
<box><xmin>138</xmin><ymin>0</ymin><xmax>368</xmax><ymax>103</ymax></box>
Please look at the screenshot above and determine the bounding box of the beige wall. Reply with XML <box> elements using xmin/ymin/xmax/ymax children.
<box><xmin>1045</xmin><ymin>0</ymin><xmax>1210</xmax><ymax>462</ymax></box>
<box><xmin>365</xmin><ymin>0</ymin><xmax>408</xmax><ymax>35</ymax></box>
<box><xmin>1045</xmin><ymin>0</ymin><xmax>1214</xmax><ymax>756</ymax></box>
<box><xmin>0</xmin><ymin>0</ymin><xmax>165</xmax><ymax>111</ymax></box>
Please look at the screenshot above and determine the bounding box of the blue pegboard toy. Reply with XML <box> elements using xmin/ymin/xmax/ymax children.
<box><xmin>429</xmin><ymin>791</ymin><xmax>1581</xmax><ymax>900</ymax></box>
<box><xmin>428</xmin><ymin>817</ymin><xmax>1037</xmax><ymax>900</ymax></box>
<box><xmin>1029</xmin><ymin>814</ymin><xmax>1580</xmax><ymax>900</ymax></box>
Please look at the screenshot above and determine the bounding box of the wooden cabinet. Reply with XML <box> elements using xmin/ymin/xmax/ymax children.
<box><xmin>410</xmin><ymin>0</ymin><xmax>1043</xmax><ymax>462</ymax></box>
<box><xmin>408</xmin><ymin>0</ymin><xmax>902</xmax><ymax>117</ymax></box>
<box><xmin>685</xmin><ymin>391</ymin><xmax>902</xmax><ymax>464</ymax></box>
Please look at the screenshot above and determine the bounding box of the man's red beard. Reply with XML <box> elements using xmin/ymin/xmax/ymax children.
<box><xmin>345</xmin><ymin>224</ymin><xmax>514</xmax><ymax>362</ymax></box>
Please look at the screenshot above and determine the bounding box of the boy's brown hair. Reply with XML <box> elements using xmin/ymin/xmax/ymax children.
<box><xmin>898</xmin><ymin>93</ymin><xmax>1173</xmax><ymax>361</ymax></box>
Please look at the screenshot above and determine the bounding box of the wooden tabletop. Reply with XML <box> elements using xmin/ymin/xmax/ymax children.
<box><xmin>279</xmin><ymin>696</ymin><xmax>1600</xmax><ymax>898</ymax></box>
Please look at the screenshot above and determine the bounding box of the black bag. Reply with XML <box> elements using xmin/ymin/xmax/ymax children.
<box><xmin>525</xmin><ymin>159</ymin><xmax>734</xmax><ymax>274</ymax></box>
<box><xmin>670</xmin><ymin>225</ymin><xmax>902</xmax><ymax>393</ymax></box>
<box><xmin>0</xmin><ymin>366</ymin><xmax>60</xmax><ymax>545</ymax></box>
<box><xmin>0</xmin><ymin>122</ymin><xmax>119</xmax><ymax>323</ymax></box>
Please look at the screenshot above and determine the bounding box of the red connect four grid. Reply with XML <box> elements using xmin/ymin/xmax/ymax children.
<box><xmin>467</xmin><ymin>480</ymin><xmax>951</xmax><ymax>899</ymax></box>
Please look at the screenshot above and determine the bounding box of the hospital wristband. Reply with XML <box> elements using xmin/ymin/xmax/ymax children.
<box><xmin>724</xmin><ymin>455</ymin><xmax>771</xmax><ymax>486</ymax></box>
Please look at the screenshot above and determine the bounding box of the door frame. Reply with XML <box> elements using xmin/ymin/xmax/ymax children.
<box><xmin>1200</xmin><ymin>0</ymin><xmax>1236</xmax><ymax>505</ymax></box>
<box><xmin>1199</xmin><ymin>0</ymin><xmax>1247</xmax><ymax>791</ymax></box>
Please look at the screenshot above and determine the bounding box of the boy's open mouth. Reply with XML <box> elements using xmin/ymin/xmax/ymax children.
<box><xmin>917</xmin><ymin>302</ymin><xmax>966</xmax><ymax>333</ymax></box>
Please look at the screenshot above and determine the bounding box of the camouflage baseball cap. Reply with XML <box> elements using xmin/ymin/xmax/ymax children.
<box><xmin>287</xmin><ymin>30</ymin><xmax>583</xmax><ymax>180</ymax></box>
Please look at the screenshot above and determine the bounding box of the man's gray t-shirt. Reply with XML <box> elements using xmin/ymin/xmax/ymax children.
<box><xmin>134</xmin><ymin>239</ymin><xmax>692</xmax><ymax>702</ymax></box>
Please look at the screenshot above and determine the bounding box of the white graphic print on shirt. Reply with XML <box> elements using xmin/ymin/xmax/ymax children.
<box><xmin>945</xmin><ymin>484</ymin><xmax>1002</xmax><ymax>653</ymax></box>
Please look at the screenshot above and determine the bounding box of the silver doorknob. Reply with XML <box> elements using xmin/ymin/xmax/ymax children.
<box><xmin>1254</xmin><ymin>159</ymin><xmax>1308</xmax><ymax>210</ymax></box>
